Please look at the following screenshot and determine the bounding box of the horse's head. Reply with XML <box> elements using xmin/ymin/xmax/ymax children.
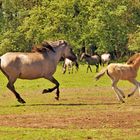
<box><xmin>127</xmin><ymin>53</ymin><xmax>140</xmax><ymax>65</ymax></box>
<box><xmin>80</xmin><ymin>53</ymin><xmax>90</xmax><ymax>61</ymax></box>
<box><xmin>80</xmin><ymin>53</ymin><xmax>86</xmax><ymax>61</ymax></box>
<box><xmin>59</xmin><ymin>40</ymin><xmax>77</xmax><ymax>61</ymax></box>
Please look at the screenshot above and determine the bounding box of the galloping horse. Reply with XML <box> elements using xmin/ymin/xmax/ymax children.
<box><xmin>80</xmin><ymin>53</ymin><xmax>101</xmax><ymax>73</ymax></box>
<box><xmin>95</xmin><ymin>53</ymin><xmax>140</xmax><ymax>103</ymax></box>
<box><xmin>0</xmin><ymin>40</ymin><xmax>77</xmax><ymax>103</ymax></box>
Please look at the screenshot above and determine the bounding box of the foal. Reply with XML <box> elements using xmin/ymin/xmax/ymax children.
<box><xmin>95</xmin><ymin>54</ymin><xmax>140</xmax><ymax>103</ymax></box>
<box><xmin>101</xmin><ymin>53</ymin><xmax>111</xmax><ymax>66</ymax></box>
<box><xmin>62</xmin><ymin>58</ymin><xmax>79</xmax><ymax>74</ymax></box>
<box><xmin>80</xmin><ymin>53</ymin><xmax>101</xmax><ymax>73</ymax></box>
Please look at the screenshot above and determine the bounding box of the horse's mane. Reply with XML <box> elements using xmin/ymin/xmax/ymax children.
<box><xmin>48</xmin><ymin>40</ymin><xmax>67</xmax><ymax>48</ymax></box>
<box><xmin>31</xmin><ymin>41</ymin><xmax>56</xmax><ymax>53</ymax></box>
<box><xmin>126</xmin><ymin>53</ymin><xmax>140</xmax><ymax>65</ymax></box>
<box><xmin>31</xmin><ymin>40</ymin><xmax>68</xmax><ymax>53</ymax></box>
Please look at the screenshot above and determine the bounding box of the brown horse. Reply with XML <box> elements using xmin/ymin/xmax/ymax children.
<box><xmin>0</xmin><ymin>40</ymin><xmax>77</xmax><ymax>104</ymax></box>
<box><xmin>95</xmin><ymin>53</ymin><xmax>140</xmax><ymax>103</ymax></box>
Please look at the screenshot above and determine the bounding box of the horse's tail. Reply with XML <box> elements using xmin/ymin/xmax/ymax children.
<box><xmin>95</xmin><ymin>68</ymin><xmax>107</xmax><ymax>80</ymax></box>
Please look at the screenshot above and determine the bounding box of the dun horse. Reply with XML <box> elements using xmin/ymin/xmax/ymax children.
<box><xmin>0</xmin><ymin>40</ymin><xmax>77</xmax><ymax>104</ymax></box>
<box><xmin>62</xmin><ymin>58</ymin><xmax>79</xmax><ymax>74</ymax></box>
<box><xmin>80</xmin><ymin>53</ymin><xmax>101</xmax><ymax>73</ymax></box>
<box><xmin>95</xmin><ymin>53</ymin><xmax>140</xmax><ymax>103</ymax></box>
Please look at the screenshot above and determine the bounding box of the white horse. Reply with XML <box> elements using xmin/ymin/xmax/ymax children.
<box><xmin>0</xmin><ymin>40</ymin><xmax>77</xmax><ymax>104</ymax></box>
<box><xmin>101</xmin><ymin>53</ymin><xmax>111</xmax><ymax>66</ymax></box>
<box><xmin>95</xmin><ymin>54</ymin><xmax>140</xmax><ymax>103</ymax></box>
<box><xmin>62</xmin><ymin>58</ymin><xmax>79</xmax><ymax>74</ymax></box>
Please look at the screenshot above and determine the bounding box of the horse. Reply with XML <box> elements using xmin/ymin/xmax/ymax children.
<box><xmin>0</xmin><ymin>40</ymin><xmax>77</xmax><ymax>104</ymax></box>
<box><xmin>101</xmin><ymin>53</ymin><xmax>111</xmax><ymax>66</ymax></box>
<box><xmin>62</xmin><ymin>58</ymin><xmax>79</xmax><ymax>74</ymax></box>
<box><xmin>95</xmin><ymin>54</ymin><xmax>140</xmax><ymax>103</ymax></box>
<box><xmin>126</xmin><ymin>53</ymin><xmax>140</xmax><ymax>64</ymax></box>
<box><xmin>80</xmin><ymin>53</ymin><xmax>101</xmax><ymax>73</ymax></box>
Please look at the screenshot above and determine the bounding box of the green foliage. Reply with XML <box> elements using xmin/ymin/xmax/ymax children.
<box><xmin>128</xmin><ymin>27</ymin><xmax>140</xmax><ymax>52</ymax></box>
<box><xmin>0</xmin><ymin>0</ymin><xmax>140</xmax><ymax>54</ymax></box>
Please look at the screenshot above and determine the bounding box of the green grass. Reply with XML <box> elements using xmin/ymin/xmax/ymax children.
<box><xmin>0</xmin><ymin>127</ymin><xmax>139</xmax><ymax>140</ymax></box>
<box><xmin>0</xmin><ymin>64</ymin><xmax>139</xmax><ymax>139</ymax></box>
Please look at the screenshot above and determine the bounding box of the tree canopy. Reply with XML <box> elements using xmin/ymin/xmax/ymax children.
<box><xmin>0</xmin><ymin>0</ymin><xmax>140</xmax><ymax>55</ymax></box>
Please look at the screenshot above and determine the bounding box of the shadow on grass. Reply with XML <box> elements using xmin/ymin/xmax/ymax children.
<box><xmin>12</xmin><ymin>102</ymin><xmax>121</xmax><ymax>107</ymax></box>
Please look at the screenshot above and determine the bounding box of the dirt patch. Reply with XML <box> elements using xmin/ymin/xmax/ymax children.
<box><xmin>0</xmin><ymin>87</ymin><xmax>140</xmax><ymax>130</ymax></box>
<box><xmin>0</xmin><ymin>111</ymin><xmax>139</xmax><ymax>129</ymax></box>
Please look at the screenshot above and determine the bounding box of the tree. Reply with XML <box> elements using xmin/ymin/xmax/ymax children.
<box><xmin>0</xmin><ymin>0</ymin><xmax>140</xmax><ymax>56</ymax></box>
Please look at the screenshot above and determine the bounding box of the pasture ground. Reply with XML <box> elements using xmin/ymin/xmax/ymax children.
<box><xmin>0</xmin><ymin>65</ymin><xmax>139</xmax><ymax>140</ymax></box>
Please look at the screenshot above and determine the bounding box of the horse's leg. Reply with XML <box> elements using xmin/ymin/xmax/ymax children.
<box><xmin>68</xmin><ymin>65</ymin><xmax>70</xmax><ymax>74</ymax></box>
<box><xmin>7</xmin><ymin>78</ymin><xmax>26</xmax><ymax>104</ymax></box>
<box><xmin>62</xmin><ymin>64</ymin><xmax>66</xmax><ymax>74</ymax></box>
<box><xmin>112</xmin><ymin>79</ymin><xmax>125</xmax><ymax>98</ymax></box>
<box><xmin>128</xmin><ymin>79</ymin><xmax>139</xmax><ymax>97</ymax></box>
<box><xmin>96</xmin><ymin>64</ymin><xmax>99</xmax><ymax>72</ymax></box>
<box><xmin>42</xmin><ymin>76</ymin><xmax>60</xmax><ymax>100</ymax></box>
<box><xmin>87</xmin><ymin>65</ymin><xmax>89</xmax><ymax>73</ymax></box>
<box><xmin>89</xmin><ymin>65</ymin><xmax>92</xmax><ymax>72</ymax></box>
<box><xmin>111</xmin><ymin>79</ymin><xmax>125</xmax><ymax>103</ymax></box>
<box><xmin>115</xmin><ymin>87</ymin><xmax>125</xmax><ymax>98</ymax></box>
<box><xmin>71</xmin><ymin>65</ymin><xmax>73</xmax><ymax>74</ymax></box>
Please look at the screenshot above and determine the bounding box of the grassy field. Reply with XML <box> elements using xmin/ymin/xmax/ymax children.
<box><xmin>0</xmin><ymin>64</ymin><xmax>139</xmax><ymax>140</ymax></box>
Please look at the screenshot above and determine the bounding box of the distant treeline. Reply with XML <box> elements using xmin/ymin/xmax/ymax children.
<box><xmin>0</xmin><ymin>0</ymin><xmax>140</xmax><ymax>55</ymax></box>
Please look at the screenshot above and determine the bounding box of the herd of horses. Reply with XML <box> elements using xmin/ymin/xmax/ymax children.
<box><xmin>63</xmin><ymin>52</ymin><xmax>111</xmax><ymax>74</ymax></box>
<box><xmin>0</xmin><ymin>39</ymin><xmax>139</xmax><ymax>104</ymax></box>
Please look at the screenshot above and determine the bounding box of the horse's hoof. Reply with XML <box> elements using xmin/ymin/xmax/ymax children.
<box><xmin>18</xmin><ymin>98</ymin><xmax>26</xmax><ymax>104</ymax></box>
<box><xmin>42</xmin><ymin>89</ymin><xmax>48</xmax><ymax>94</ymax></box>
<box><xmin>42</xmin><ymin>89</ymin><xmax>51</xmax><ymax>94</ymax></box>
<box><xmin>55</xmin><ymin>97</ymin><xmax>59</xmax><ymax>100</ymax></box>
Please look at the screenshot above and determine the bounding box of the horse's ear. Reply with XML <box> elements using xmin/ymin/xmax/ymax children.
<box><xmin>42</xmin><ymin>41</ymin><xmax>55</xmax><ymax>53</ymax></box>
<box><xmin>58</xmin><ymin>40</ymin><xmax>67</xmax><ymax>46</ymax></box>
